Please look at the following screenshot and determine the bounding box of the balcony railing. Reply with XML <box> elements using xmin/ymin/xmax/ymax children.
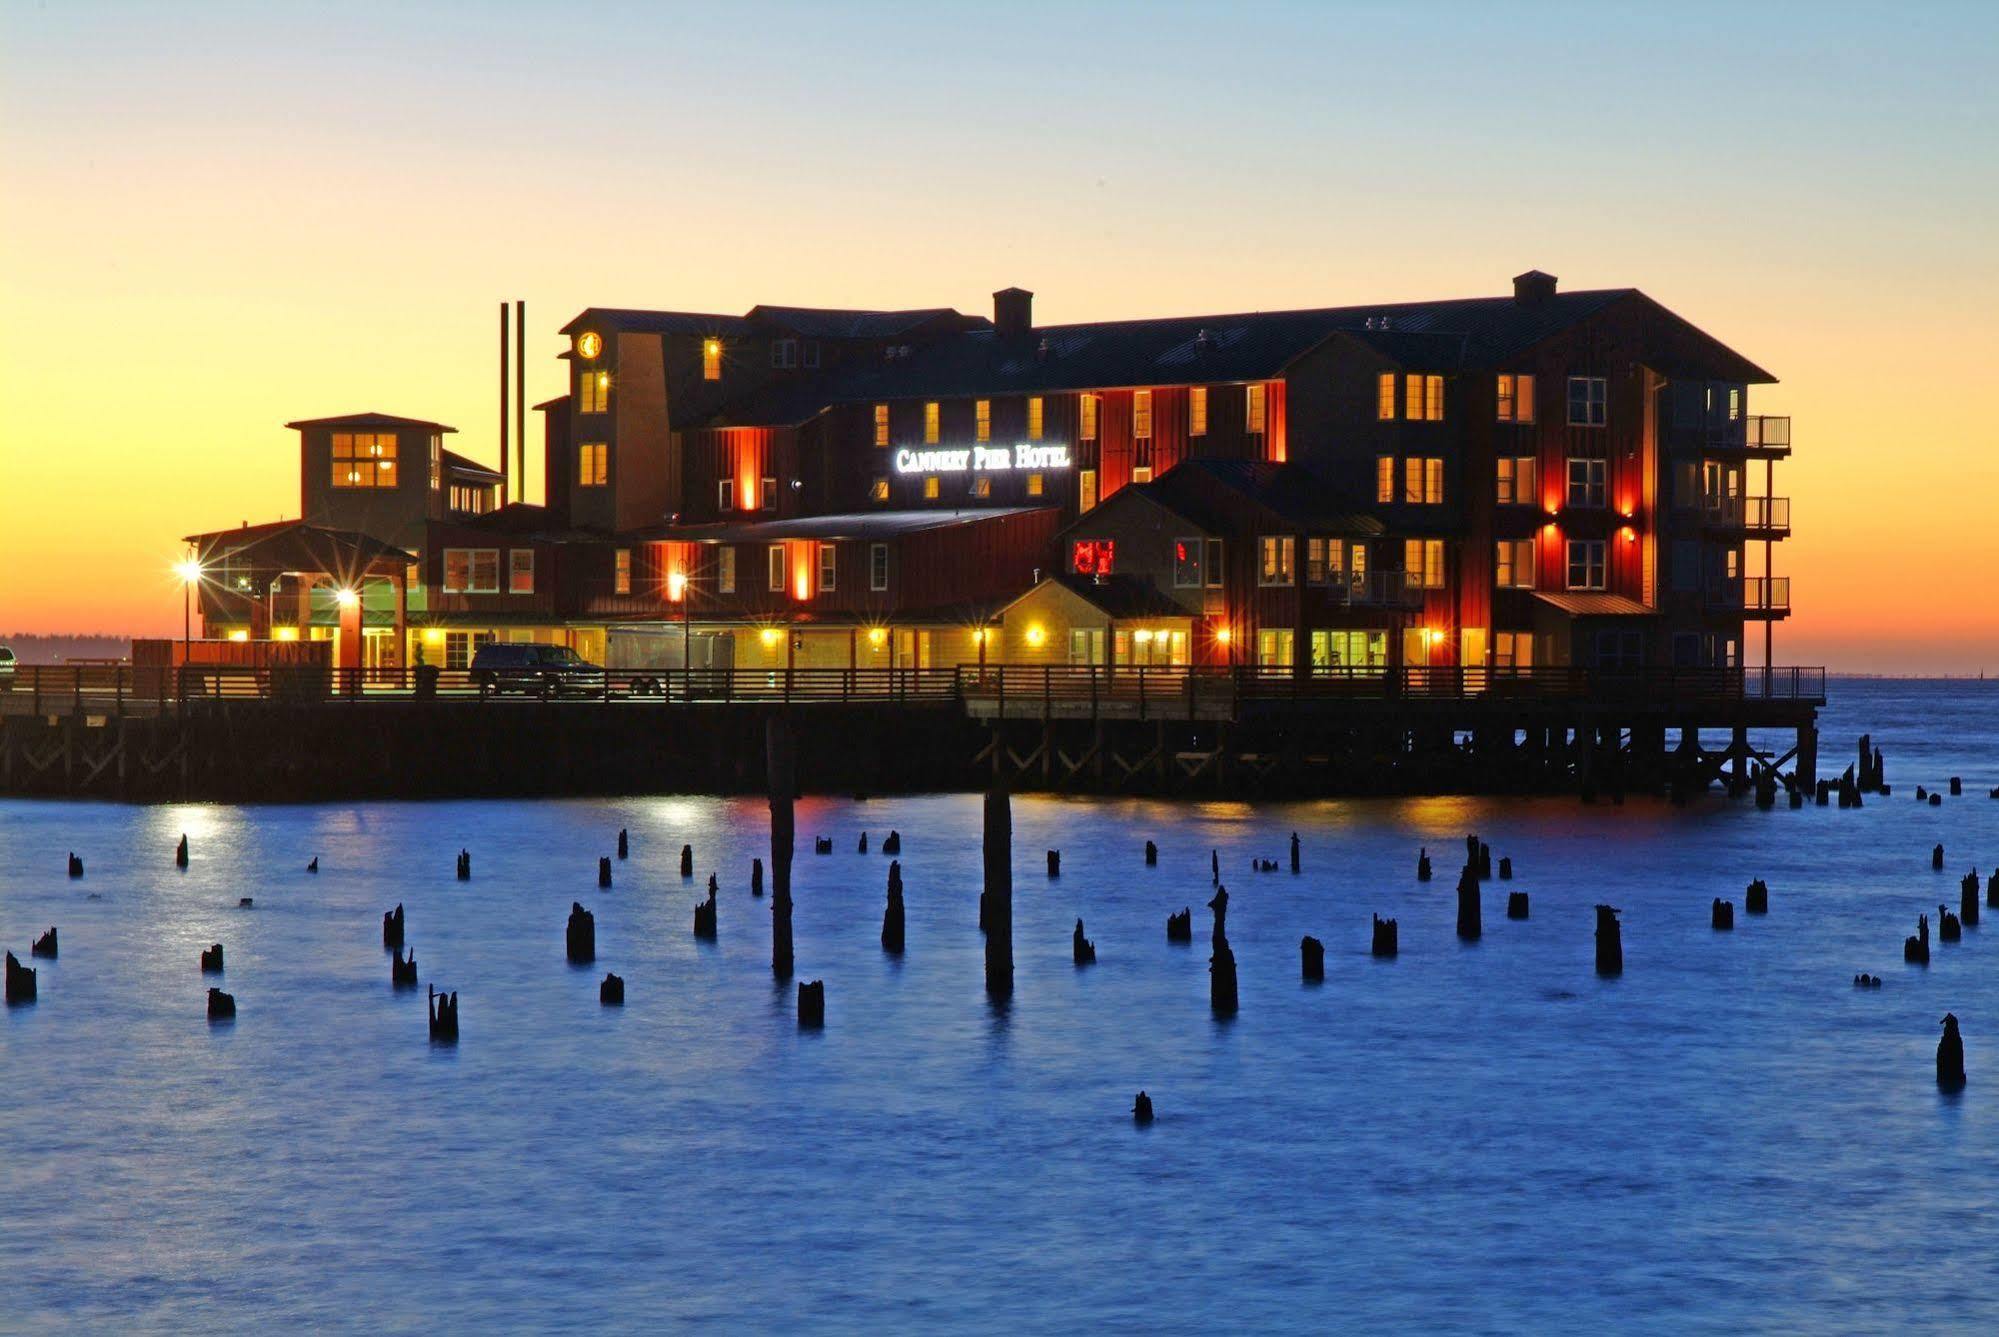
<box><xmin>1300</xmin><ymin>569</ymin><xmax>1425</xmax><ymax>607</ymax></box>
<box><xmin>1706</xmin><ymin>576</ymin><xmax>1791</xmax><ymax>614</ymax></box>
<box><xmin>1684</xmin><ymin>415</ymin><xmax>1792</xmax><ymax>454</ymax></box>
<box><xmin>1703</xmin><ymin>496</ymin><xmax>1792</xmax><ymax>533</ymax></box>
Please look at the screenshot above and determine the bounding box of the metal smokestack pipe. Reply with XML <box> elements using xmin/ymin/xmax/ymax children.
<box><xmin>499</xmin><ymin>301</ymin><xmax>511</xmax><ymax>504</ymax></box>
<box><xmin>515</xmin><ymin>299</ymin><xmax>526</xmax><ymax>504</ymax></box>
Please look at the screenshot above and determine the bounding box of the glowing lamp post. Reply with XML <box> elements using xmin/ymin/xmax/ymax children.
<box><xmin>173</xmin><ymin>558</ymin><xmax>204</xmax><ymax>665</ymax></box>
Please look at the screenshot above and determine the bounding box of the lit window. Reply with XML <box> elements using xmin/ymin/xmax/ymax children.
<box><xmin>874</xmin><ymin>403</ymin><xmax>890</xmax><ymax>447</ymax></box>
<box><xmin>1376</xmin><ymin>455</ymin><xmax>1395</xmax><ymax>504</ymax></box>
<box><xmin>869</xmin><ymin>477</ymin><xmax>889</xmax><ymax>503</ymax></box>
<box><xmin>1257</xmin><ymin>628</ymin><xmax>1294</xmax><ymax>669</ymax></box>
<box><xmin>1403</xmin><ymin>457</ymin><xmax>1444</xmax><ymax>505</ymax></box>
<box><xmin>1404</xmin><ymin>538</ymin><xmax>1445</xmax><ymax>589</ymax></box>
<box><xmin>969</xmin><ymin>476</ymin><xmax>992</xmax><ymax>499</ymax></box>
<box><xmin>1495</xmin><ymin>631</ymin><xmax>1534</xmax><ymax>669</ymax></box>
<box><xmin>717</xmin><ymin>479</ymin><xmax>734</xmax><ymax>512</ymax></box>
<box><xmin>1258</xmin><ymin>535</ymin><xmax>1295</xmax><ymax>586</ymax></box>
<box><xmin>1312</xmin><ymin>629</ymin><xmax>1387</xmax><ymax>674</ymax></box>
<box><xmin>760</xmin><ymin>477</ymin><xmax>777</xmax><ymax>510</ymax></box>
<box><xmin>1078</xmin><ymin>469</ymin><xmax>1098</xmax><ymax>511</ymax></box>
<box><xmin>1567</xmin><ymin>539</ymin><xmax>1607</xmax><ymax>590</ymax></box>
<box><xmin>1496</xmin><ymin>539</ymin><xmax>1535</xmax><ymax>589</ymax></box>
<box><xmin>428</xmin><ymin>436</ymin><xmax>441</xmax><ymax>491</ymax></box>
<box><xmin>1496</xmin><ymin>456</ymin><xmax>1537</xmax><ymax>506</ymax></box>
<box><xmin>767</xmin><ymin>545</ymin><xmax>786</xmax><ymax>592</ymax></box>
<box><xmin>1497</xmin><ymin>373</ymin><xmax>1536</xmax><ymax>423</ymax></box>
<box><xmin>579</xmin><ymin>369</ymin><xmax>611</xmax><ymax>414</ymax></box>
<box><xmin>1134</xmin><ymin>389</ymin><xmax>1153</xmax><ymax>439</ymax></box>
<box><xmin>578</xmin><ymin>442</ymin><xmax>608</xmax><ymax>487</ymax></box>
<box><xmin>818</xmin><ymin>542</ymin><xmax>837</xmax><ymax>593</ymax></box>
<box><xmin>1190</xmin><ymin>387</ymin><xmax>1208</xmax><ymax>437</ymax></box>
<box><xmin>772</xmin><ymin>338</ymin><xmax>798</xmax><ymax>369</ymax></box>
<box><xmin>975</xmin><ymin>399</ymin><xmax>991</xmax><ymax>443</ymax></box>
<box><xmin>1567</xmin><ymin>376</ymin><xmax>1607</xmax><ymax>426</ymax></box>
<box><xmin>870</xmin><ymin>543</ymin><xmax>888</xmax><ymax>592</ymax></box>
<box><xmin>1566</xmin><ymin>457</ymin><xmax>1607</xmax><ymax>508</ymax></box>
<box><xmin>1025</xmin><ymin>472</ymin><xmax>1043</xmax><ymax>497</ymax></box>
<box><xmin>1080</xmin><ymin>394</ymin><xmax>1099</xmax><ymax>442</ymax></box>
<box><xmin>1027</xmin><ymin>396</ymin><xmax>1044</xmax><ymax>441</ymax></box>
<box><xmin>924</xmin><ymin>402</ymin><xmax>940</xmax><ymax>444</ymax></box>
<box><xmin>702</xmin><ymin>339</ymin><xmax>723</xmax><ymax>381</ymax></box>
<box><xmin>716</xmin><ymin>547</ymin><xmax>736</xmax><ymax>594</ymax></box>
<box><xmin>442</xmin><ymin>548</ymin><xmax>500</xmax><ymax>594</ymax></box>
<box><xmin>614</xmin><ymin>549</ymin><xmax>631</xmax><ymax>595</ymax></box>
<box><xmin>509</xmin><ymin>549</ymin><xmax>535</xmax><ymax>594</ymax></box>
<box><xmin>1404</xmin><ymin>374</ymin><xmax>1444</xmax><ymax>422</ymax></box>
<box><xmin>331</xmin><ymin>432</ymin><xmax>398</xmax><ymax>488</ymax></box>
<box><xmin>1305</xmin><ymin>537</ymin><xmax>1344</xmax><ymax>584</ymax></box>
<box><xmin>923</xmin><ymin>476</ymin><xmax>940</xmax><ymax>501</ymax></box>
<box><xmin>1132</xmin><ymin>466</ymin><xmax>1153</xmax><ymax>484</ymax></box>
<box><xmin>1247</xmin><ymin>383</ymin><xmax>1267</xmax><ymax>434</ymax></box>
<box><xmin>1174</xmin><ymin>538</ymin><xmax>1203</xmax><ymax>588</ymax></box>
<box><xmin>1376</xmin><ymin>373</ymin><xmax>1396</xmax><ymax>421</ymax></box>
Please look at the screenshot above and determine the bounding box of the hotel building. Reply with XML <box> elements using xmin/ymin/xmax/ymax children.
<box><xmin>185</xmin><ymin>271</ymin><xmax>1790</xmax><ymax>679</ymax></box>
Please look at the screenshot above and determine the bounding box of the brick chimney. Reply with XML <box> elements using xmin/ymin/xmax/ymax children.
<box><xmin>993</xmin><ymin>287</ymin><xmax>1033</xmax><ymax>336</ymax></box>
<box><xmin>1513</xmin><ymin>270</ymin><xmax>1558</xmax><ymax>305</ymax></box>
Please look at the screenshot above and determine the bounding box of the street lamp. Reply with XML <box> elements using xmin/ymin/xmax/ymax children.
<box><xmin>174</xmin><ymin>558</ymin><xmax>203</xmax><ymax>659</ymax></box>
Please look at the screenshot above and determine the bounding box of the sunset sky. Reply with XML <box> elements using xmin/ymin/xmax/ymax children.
<box><xmin>2</xmin><ymin>1</ymin><xmax>1994</xmax><ymax>672</ymax></box>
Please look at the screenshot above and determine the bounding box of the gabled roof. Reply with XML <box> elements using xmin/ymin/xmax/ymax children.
<box><xmin>1003</xmin><ymin>574</ymin><xmax>1193</xmax><ymax>622</ymax></box>
<box><xmin>181</xmin><ymin>519</ymin><xmax>415</xmax><ymax>573</ymax></box>
<box><xmin>283</xmin><ymin>412</ymin><xmax>455</xmax><ymax>433</ymax></box>
<box><xmin>1143</xmin><ymin>458</ymin><xmax>1384</xmax><ymax>536</ymax></box>
<box><xmin>440</xmin><ymin>449</ymin><xmax>503</xmax><ymax>481</ymax></box>
<box><xmin>443</xmin><ymin>502</ymin><xmax>608</xmax><ymax>542</ymax></box>
<box><xmin>560</xmin><ymin>308</ymin><xmax>757</xmax><ymax>337</ymax></box>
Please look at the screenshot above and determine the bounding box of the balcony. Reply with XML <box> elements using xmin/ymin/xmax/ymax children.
<box><xmin>1705</xmin><ymin>576</ymin><xmax>1790</xmax><ymax>619</ymax></box>
<box><xmin>1682</xmin><ymin>415</ymin><xmax>1792</xmax><ymax>457</ymax></box>
<box><xmin>1701</xmin><ymin>496</ymin><xmax>1792</xmax><ymax>537</ymax></box>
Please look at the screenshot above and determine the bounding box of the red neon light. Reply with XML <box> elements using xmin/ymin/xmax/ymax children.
<box><xmin>1071</xmin><ymin>539</ymin><xmax>1114</xmax><ymax>576</ymax></box>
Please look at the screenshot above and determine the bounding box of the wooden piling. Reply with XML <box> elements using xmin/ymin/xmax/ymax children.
<box><xmin>617</xmin><ymin>828</ymin><xmax>628</xmax><ymax>859</ymax></box>
<box><xmin>1712</xmin><ymin>898</ymin><xmax>1734</xmax><ymax>930</ymax></box>
<box><xmin>176</xmin><ymin>834</ymin><xmax>189</xmax><ymax>868</ymax></box>
<box><xmin>882</xmin><ymin>861</ymin><xmax>905</xmax><ymax>954</ymax></box>
<box><xmin>600</xmin><ymin>972</ymin><xmax>625</xmax><ymax>1005</ymax></box>
<box><xmin>797</xmin><ymin>979</ymin><xmax>825</xmax><ymax>1027</ymax></box>
<box><xmin>1289</xmin><ymin>832</ymin><xmax>1300</xmax><ymax>874</ymax></box>
<box><xmin>1371</xmin><ymin>913</ymin><xmax>1398</xmax><ymax>958</ymax></box>
<box><xmin>768</xmin><ymin>715</ymin><xmax>796</xmax><ymax>981</ymax></box>
<box><xmin>566</xmin><ymin>902</ymin><xmax>595</xmax><ymax>963</ymax></box>
<box><xmin>1506</xmin><ymin>890</ymin><xmax>1530</xmax><ymax>919</ymax></box>
<box><xmin>984</xmin><ymin>781</ymin><xmax>1013</xmax><ymax>997</ymax></box>
<box><xmin>1745</xmin><ymin>879</ymin><xmax>1768</xmax><ymax>914</ymax></box>
<box><xmin>1073</xmin><ymin>918</ymin><xmax>1096</xmax><ymax>965</ymax></box>
<box><xmin>679</xmin><ymin>844</ymin><xmax>693</xmax><ymax>878</ymax></box>
<box><xmin>1208</xmin><ymin>887</ymin><xmax>1236</xmax><ymax>1016</ymax></box>
<box><xmin>1595</xmin><ymin>905</ymin><xmax>1623</xmax><ymax>976</ymax></box>
<box><xmin>1456</xmin><ymin>864</ymin><xmax>1481</xmax><ymax>940</ymax></box>
<box><xmin>1300</xmin><ymin>934</ymin><xmax>1324</xmax><ymax>981</ymax></box>
<box><xmin>4</xmin><ymin>951</ymin><xmax>35</xmax><ymax>1005</ymax></box>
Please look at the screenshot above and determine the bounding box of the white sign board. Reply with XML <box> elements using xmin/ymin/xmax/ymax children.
<box><xmin>893</xmin><ymin>443</ymin><xmax>1072</xmax><ymax>475</ymax></box>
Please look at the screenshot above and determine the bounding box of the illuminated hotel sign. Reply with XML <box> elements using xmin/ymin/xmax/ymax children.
<box><xmin>893</xmin><ymin>443</ymin><xmax>1071</xmax><ymax>475</ymax></box>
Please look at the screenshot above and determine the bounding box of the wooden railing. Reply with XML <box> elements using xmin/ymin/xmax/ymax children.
<box><xmin>0</xmin><ymin>662</ymin><xmax>1828</xmax><ymax>718</ymax></box>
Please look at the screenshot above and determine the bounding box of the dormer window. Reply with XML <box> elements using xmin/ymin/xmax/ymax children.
<box><xmin>1190</xmin><ymin>387</ymin><xmax>1208</xmax><ymax>436</ymax></box>
<box><xmin>924</xmin><ymin>402</ymin><xmax>940</xmax><ymax>445</ymax></box>
<box><xmin>1247</xmin><ymin>383</ymin><xmax>1267</xmax><ymax>434</ymax></box>
<box><xmin>975</xmin><ymin>399</ymin><xmax>992</xmax><ymax>444</ymax></box>
<box><xmin>874</xmin><ymin>403</ymin><xmax>890</xmax><ymax>447</ymax></box>
<box><xmin>702</xmin><ymin>339</ymin><xmax>723</xmax><ymax>382</ymax></box>
<box><xmin>772</xmin><ymin>339</ymin><xmax>798</xmax><ymax>369</ymax></box>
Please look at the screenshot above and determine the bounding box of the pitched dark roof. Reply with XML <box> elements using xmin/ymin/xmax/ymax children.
<box><xmin>746</xmin><ymin>305</ymin><xmax>987</xmax><ymax>339</ymax></box>
<box><xmin>1143</xmin><ymin>458</ymin><xmax>1384</xmax><ymax>535</ymax></box>
<box><xmin>1533</xmin><ymin>591</ymin><xmax>1657</xmax><ymax>617</ymax></box>
<box><xmin>283</xmin><ymin>412</ymin><xmax>455</xmax><ymax>433</ymax></box>
<box><xmin>560</xmin><ymin>308</ymin><xmax>757</xmax><ymax>337</ymax></box>
<box><xmin>447</xmin><ymin>503</ymin><xmax>609</xmax><ymax>542</ymax></box>
<box><xmin>1021</xmin><ymin>574</ymin><xmax>1194</xmax><ymax>621</ymax></box>
<box><xmin>181</xmin><ymin>519</ymin><xmax>415</xmax><ymax>572</ymax></box>
<box><xmin>440</xmin><ymin>449</ymin><xmax>503</xmax><ymax>480</ymax></box>
<box><xmin>640</xmin><ymin>506</ymin><xmax>1057</xmax><ymax>544</ymax></box>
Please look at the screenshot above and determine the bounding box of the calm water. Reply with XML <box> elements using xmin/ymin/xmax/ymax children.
<box><xmin>5</xmin><ymin>679</ymin><xmax>1999</xmax><ymax>1333</ymax></box>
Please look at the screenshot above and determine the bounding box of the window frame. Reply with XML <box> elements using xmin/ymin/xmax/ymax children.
<box><xmin>717</xmin><ymin>478</ymin><xmax>735</xmax><ymax>512</ymax></box>
<box><xmin>869</xmin><ymin>542</ymin><xmax>889</xmax><ymax>593</ymax></box>
<box><xmin>1376</xmin><ymin>454</ymin><xmax>1395</xmax><ymax>504</ymax></box>
<box><xmin>1247</xmin><ymin>382</ymin><xmax>1267</xmax><ymax>434</ymax></box>
<box><xmin>331</xmin><ymin>431</ymin><xmax>399</xmax><ymax>489</ymax></box>
<box><xmin>1027</xmin><ymin>396</ymin><xmax>1044</xmax><ymax>442</ymax></box>
<box><xmin>613</xmin><ymin>548</ymin><xmax>631</xmax><ymax>596</ymax></box>
<box><xmin>578</xmin><ymin>441</ymin><xmax>608</xmax><ymax>488</ymax></box>
<box><xmin>1189</xmin><ymin>386</ymin><xmax>1208</xmax><ymax>437</ymax></box>
<box><xmin>578</xmin><ymin>369</ymin><xmax>610</xmax><ymax>415</ymax></box>
<box><xmin>1566</xmin><ymin>457</ymin><xmax>1607</xmax><ymax>509</ymax></box>
<box><xmin>508</xmin><ymin>549</ymin><xmax>535</xmax><ymax>595</ymax></box>
<box><xmin>1404</xmin><ymin>538</ymin><xmax>1446</xmax><ymax>590</ymax></box>
<box><xmin>923</xmin><ymin>401</ymin><xmax>940</xmax><ymax>444</ymax></box>
<box><xmin>442</xmin><ymin>547</ymin><xmax>501</xmax><ymax>594</ymax></box>
<box><xmin>1173</xmin><ymin>537</ymin><xmax>1203</xmax><ymax>589</ymax></box>
<box><xmin>760</xmin><ymin>477</ymin><xmax>777</xmax><ymax>511</ymax></box>
<box><xmin>702</xmin><ymin>339</ymin><xmax>722</xmax><ymax>382</ymax></box>
<box><xmin>1496</xmin><ymin>455</ymin><xmax>1537</xmax><ymax>506</ymax></box>
<box><xmin>767</xmin><ymin>544</ymin><xmax>786</xmax><ymax>593</ymax></box>
<box><xmin>716</xmin><ymin>546</ymin><xmax>736</xmax><ymax>595</ymax></box>
<box><xmin>1496</xmin><ymin>538</ymin><xmax>1535</xmax><ymax>589</ymax></box>
<box><xmin>1376</xmin><ymin>373</ymin><xmax>1396</xmax><ymax>421</ymax></box>
<box><xmin>1133</xmin><ymin>389</ymin><xmax>1153</xmax><ymax>440</ymax></box>
<box><xmin>1257</xmin><ymin>535</ymin><xmax>1295</xmax><ymax>587</ymax></box>
<box><xmin>818</xmin><ymin>542</ymin><xmax>837</xmax><ymax>593</ymax></box>
<box><xmin>1566</xmin><ymin>538</ymin><xmax>1607</xmax><ymax>591</ymax></box>
<box><xmin>1078</xmin><ymin>468</ymin><xmax>1098</xmax><ymax>511</ymax></box>
<box><xmin>1497</xmin><ymin>373</ymin><xmax>1536</xmax><ymax>424</ymax></box>
<box><xmin>975</xmin><ymin>398</ymin><xmax>992</xmax><ymax>443</ymax></box>
<box><xmin>1079</xmin><ymin>394</ymin><xmax>1099</xmax><ymax>442</ymax></box>
<box><xmin>1567</xmin><ymin>376</ymin><xmax>1607</xmax><ymax>426</ymax></box>
<box><xmin>873</xmin><ymin>403</ymin><xmax>890</xmax><ymax>448</ymax></box>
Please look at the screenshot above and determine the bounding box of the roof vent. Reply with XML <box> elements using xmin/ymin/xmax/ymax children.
<box><xmin>1513</xmin><ymin>269</ymin><xmax>1558</xmax><ymax>305</ymax></box>
<box><xmin>1036</xmin><ymin>337</ymin><xmax>1052</xmax><ymax>360</ymax></box>
<box><xmin>1194</xmin><ymin>328</ymin><xmax>1212</xmax><ymax>354</ymax></box>
<box><xmin>1364</xmin><ymin>314</ymin><xmax>1394</xmax><ymax>331</ymax></box>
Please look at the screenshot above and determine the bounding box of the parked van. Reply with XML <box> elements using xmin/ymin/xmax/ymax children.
<box><xmin>469</xmin><ymin>643</ymin><xmax>604</xmax><ymax>698</ymax></box>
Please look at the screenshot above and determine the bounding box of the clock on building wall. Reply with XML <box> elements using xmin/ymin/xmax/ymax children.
<box><xmin>575</xmin><ymin>331</ymin><xmax>602</xmax><ymax>360</ymax></box>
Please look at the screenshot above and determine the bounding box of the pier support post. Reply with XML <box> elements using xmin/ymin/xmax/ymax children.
<box><xmin>767</xmin><ymin>714</ymin><xmax>796</xmax><ymax>981</ymax></box>
<box><xmin>1796</xmin><ymin>721</ymin><xmax>1818</xmax><ymax>793</ymax></box>
<box><xmin>984</xmin><ymin>779</ymin><xmax>1013</xmax><ymax>997</ymax></box>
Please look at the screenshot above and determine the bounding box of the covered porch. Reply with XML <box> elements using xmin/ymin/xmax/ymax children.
<box><xmin>183</xmin><ymin>521</ymin><xmax>417</xmax><ymax>671</ymax></box>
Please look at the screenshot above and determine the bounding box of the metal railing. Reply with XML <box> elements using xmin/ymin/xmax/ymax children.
<box><xmin>1706</xmin><ymin>577</ymin><xmax>1791</xmax><ymax>613</ymax></box>
<box><xmin>1684</xmin><ymin>415</ymin><xmax>1792</xmax><ymax>453</ymax></box>
<box><xmin>1703</xmin><ymin>496</ymin><xmax>1792</xmax><ymax>531</ymax></box>
<box><xmin>0</xmin><ymin>661</ymin><xmax>1827</xmax><ymax>718</ymax></box>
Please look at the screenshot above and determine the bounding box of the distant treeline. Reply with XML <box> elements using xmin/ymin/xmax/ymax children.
<box><xmin>0</xmin><ymin>633</ymin><xmax>132</xmax><ymax>664</ymax></box>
